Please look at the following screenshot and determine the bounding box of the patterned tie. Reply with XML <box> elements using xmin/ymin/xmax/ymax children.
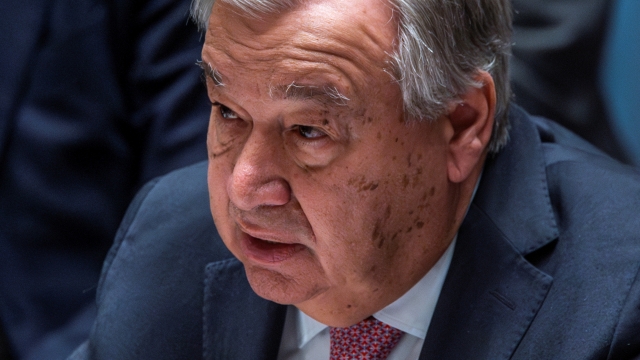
<box><xmin>329</xmin><ymin>317</ymin><xmax>404</xmax><ymax>360</ymax></box>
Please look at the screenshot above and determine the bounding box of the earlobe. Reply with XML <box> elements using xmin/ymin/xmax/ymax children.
<box><xmin>446</xmin><ymin>71</ymin><xmax>496</xmax><ymax>183</ymax></box>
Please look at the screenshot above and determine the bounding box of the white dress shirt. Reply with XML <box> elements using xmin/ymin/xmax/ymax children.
<box><xmin>276</xmin><ymin>238</ymin><xmax>456</xmax><ymax>360</ymax></box>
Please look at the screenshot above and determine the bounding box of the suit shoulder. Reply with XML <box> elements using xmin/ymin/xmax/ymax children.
<box><xmin>535</xmin><ymin>117</ymin><xmax>640</xmax><ymax>250</ymax></box>
<box><xmin>114</xmin><ymin>160</ymin><xmax>232</xmax><ymax>266</ymax></box>
<box><xmin>536</xmin><ymin>122</ymin><xmax>640</xmax><ymax>238</ymax></box>
<box><xmin>88</xmin><ymin>161</ymin><xmax>231</xmax><ymax>358</ymax></box>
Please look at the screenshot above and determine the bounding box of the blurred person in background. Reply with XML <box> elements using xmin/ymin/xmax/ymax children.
<box><xmin>511</xmin><ymin>0</ymin><xmax>639</xmax><ymax>166</ymax></box>
<box><xmin>601</xmin><ymin>0</ymin><xmax>640</xmax><ymax>165</ymax></box>
<box><xmin>0</xmin><ymin>0</ymin><xmax>210</xmax><ymax>358</ymax></box>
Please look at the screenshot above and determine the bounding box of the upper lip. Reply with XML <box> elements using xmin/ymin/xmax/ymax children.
<box><xmin>229</xmin><ymin>202</ymin><xmax>314</xmax><ymax>245</ymax></box>
<box><xmin>235</xmin><ymin>217</ymin><xmax>303</xmax><ymax>245</ymax></box>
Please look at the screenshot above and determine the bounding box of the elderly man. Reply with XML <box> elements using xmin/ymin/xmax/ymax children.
<box><xmin>70</xmin><ymin>0</ymin><xmax>640</xmax><ymax>359</ymax></box>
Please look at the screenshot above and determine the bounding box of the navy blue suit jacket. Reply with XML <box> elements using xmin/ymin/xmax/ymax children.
<box><xmin>71</xmin><ymin>106</ymin><xmax>640</xmax><ymax>359</ymax></box>
<box><xmin>0</xmin><ymin>0</ymin><xmax>209</xmax><ymax>358</ymax></box>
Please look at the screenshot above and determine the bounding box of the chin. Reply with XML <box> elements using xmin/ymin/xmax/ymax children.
<box><xmin>244</xmin><ymin>265</ymin><xmax>327</xmax><ymax>305</ymax></box>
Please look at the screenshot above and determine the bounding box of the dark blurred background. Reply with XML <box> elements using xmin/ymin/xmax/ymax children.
<box><xmin>0</xmin><ymin>0</ymin><xmax>210</xmax><ymax>358</ymax></box>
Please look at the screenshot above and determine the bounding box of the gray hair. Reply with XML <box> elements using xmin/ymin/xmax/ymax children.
<box><xmin>191</xmin><ymin>0</ymin><xmax>512</xmax><ymax>152</ymax></box>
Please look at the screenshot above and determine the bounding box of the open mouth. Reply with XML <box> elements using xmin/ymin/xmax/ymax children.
<box><xmin>241</xmin><ymin>232</ymin><xmax>307</xmax><ymax>264</ymax></box>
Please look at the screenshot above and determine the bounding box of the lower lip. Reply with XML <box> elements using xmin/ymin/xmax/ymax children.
<box><xmin>240</xmin><ymin>232</ymin><xmax>307</xmax><ymax>264</ymax></box>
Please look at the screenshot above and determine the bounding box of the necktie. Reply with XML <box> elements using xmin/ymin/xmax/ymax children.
<box><xmin>329</xmin><ymin>317</ymin><xmax>404</xmax><ymax>360</ymax></box>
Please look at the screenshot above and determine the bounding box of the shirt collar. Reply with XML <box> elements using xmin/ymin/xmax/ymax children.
<box><xmin>294</xmin><ymin>305</ymin><xmax>327</xmax><ymax>348</ymax></box>
<box><xmin>373</xmin><ymin>237</ymin><xmax>456</xmax><ymax>338</ymax></box>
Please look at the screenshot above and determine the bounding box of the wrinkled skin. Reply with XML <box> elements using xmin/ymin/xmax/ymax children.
<box><xmin>202</xmin><ymin>0</ymin><xmax>492</xmax><ymax>327</ymax></box>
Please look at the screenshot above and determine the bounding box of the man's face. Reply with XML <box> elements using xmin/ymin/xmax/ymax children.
<box><xmin>204</xmin><ymin>0</ymin><xmax>461</xmax><ymax>326</ymax></box>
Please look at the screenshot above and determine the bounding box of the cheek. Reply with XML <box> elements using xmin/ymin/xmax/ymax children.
<box><xmin>318</xmin><ymin>153</ymin><xmax>443</xmax><ymax>271</ymax></box>
<box><xmin>297</xmin><ymin>169</ymin><xmax>405</xmax><ymax>274</ymax></box>
<box><xmin>207</xmin><ymin>156</ymin><xmax>235</xmax><ymax>242</ymax></box>
<box><xmin>206</xmin><ymin>115</ymin><xmax>242</xmax><ymax>211</ymax></box>
<box><xmin>207</xmin><ymin>151</ymin><xmax>229</xmax><ymax>200</ymax></box>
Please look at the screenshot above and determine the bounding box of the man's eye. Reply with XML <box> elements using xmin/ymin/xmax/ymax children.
<box><xmin>297</xmin><ymin>125</ymin><xmax>325</xmax><ymax>139</ymax></box>
<box><xmin>213</xmin><ymin>102</ymin><xmax>239</xmax><ymax>119</ymax></box>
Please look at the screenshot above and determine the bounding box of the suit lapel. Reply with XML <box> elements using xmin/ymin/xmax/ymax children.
<box><xmin>419</xmin><ymin>206</ymin><xmax>553</xmax><ymax>359</ymax></box>
<box><xmin>473</xmin><ymin>106</ymin><xmax>559</xmax><ymax>253</ymax></box>
<box><xmin>203</xmin><ymin>258</ymin><xmax>287</xmax><ymax>360</ymax></box>
<box><xmin>420</xmin><ymin>106</ymin><xmax>558</xmax><ymax>359</ymax></box>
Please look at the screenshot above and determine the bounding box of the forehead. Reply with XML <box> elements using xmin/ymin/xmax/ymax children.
<box><xmin>202</xmin><ymin>0</ymin><xmax>398</xmax><ymax>98</ymax></box>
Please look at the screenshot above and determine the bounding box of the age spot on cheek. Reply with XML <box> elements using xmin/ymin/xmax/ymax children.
<box><xmin>348</xmin><ymin>175</ymin><xmax>380</xmax><ymax>192</ymax></box>
<box><xmin>372</xmin><ymin>222</ymin><xmax>385</xmax><ymax>249</ymax></box>
<box><xmin>402</xmin><ymin>174</ymin><xmax>409</xmax><ymax>189</ymax></box>
<box><xmin>371</xmin><ymin>205</ymin><xmax>392</xmax><ymax>248</ymax></box>
<box><xmin>409</xmin><ymin>167</ymin><xmax>425</xmax><ymax>189</ymax></box>
<box><xmin>374</xmin><ymin>228</ymin><xmax>402</xmax><ymax>250</ymax></box>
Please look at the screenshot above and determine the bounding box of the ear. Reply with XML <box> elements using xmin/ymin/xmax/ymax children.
<box><xmin>445</xmin><ymin>71</ymin><xmax>496</xmax><ymax>183</ymax></box>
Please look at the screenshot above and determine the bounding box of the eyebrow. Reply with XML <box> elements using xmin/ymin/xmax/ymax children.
<box><xmin>270</xmin><ymin>82</ymin><xmax>350</xmax><ymax>105</ymax></box>
<box><xmin>196</xmin><ymin>61</ymin><xmax>350</xmax><ymax>105</ymax></box>
<box><xmin>196</xmin><ymin>60</ymin><xmax>224</xmax><ymax>86</ymax></box>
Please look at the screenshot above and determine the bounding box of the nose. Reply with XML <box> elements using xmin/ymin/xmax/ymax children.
<box><xmin>227</xmin><ymin>130</ymin><xmax>291</xmax><ymax>211</ymax></box>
